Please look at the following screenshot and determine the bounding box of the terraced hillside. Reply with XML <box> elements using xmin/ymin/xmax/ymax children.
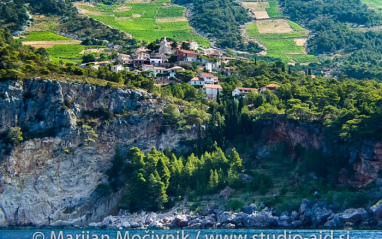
<box><xmin>75</xmin><ymin>0</ymin><xmax>209</xmax><ymax>46</ymax></box>
<box><xmin>361</xmin><ymin>0</ymin><xmax>382</xmax><ymax>15</ymax></box>
<box><xmin>242</xmin><ymin>0</ymin><xmax>317</xmax><ymax>64</ymax></box>
<box><xmin>19</xmin><ymin>31</ymin><xmax>87</xmax><ymax>63</ymax></box>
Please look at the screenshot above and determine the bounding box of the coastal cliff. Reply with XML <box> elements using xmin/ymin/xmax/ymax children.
<box><xmin>0</xmin><ymin>79</ymin><xmax>381</xmax><ymax>228</ymax></box>
<box><xmin>0</xmin><ymin>79</ymin><xmax>197</xmax><ymax>227</ymax></box>
<box><xmin>260</xmin><ymin>118</ymin><xmax>382</xmax><ymax>188</ymax></box>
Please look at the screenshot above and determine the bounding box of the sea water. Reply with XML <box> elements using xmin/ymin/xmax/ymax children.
<box><xmin>0</xmin><ymin>229</ymin><xmax>381</xmax><ymax>239</ymax></box>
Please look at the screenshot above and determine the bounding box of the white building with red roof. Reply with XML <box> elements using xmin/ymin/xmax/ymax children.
<box><xmin>200</xmin><ymin>73</ymin><xmax>219</xmax><ymax>84</ymax></box>
<box><xmin>189</xmin><ymin>77</ymin><xmax>204</xmax><ymax>86</ymax></box>
<box><xmin>175</xmin><ymin>49</ymin><xmax>199</xmax><ymax>62</ymax></box>
<box><xmin>260</xmin><ymin>84</ymin><xmax>280</xmax><ymax>92</ymax></box>
<box><xmin>232</xmin><ymin>87</ymin><xmax>258</xmax><ymax>97</ymax></box>
<box><xmin>203</xmin><ymin>84</ymin><xmax>223</xmax><ymax>100</ymax></box>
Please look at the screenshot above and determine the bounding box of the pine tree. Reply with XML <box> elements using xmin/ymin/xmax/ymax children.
<box><xmin>259</xmin><ymin>180</ymin><xmax>267</xmax><ymax>195</ymax></box>
<box><xmin>227</xmin><ymin>167</ymin><xmax>239</xmax><ymax>188</ymax></box>
<box><xmin>208</xmin><ymin>169</ymin><xmax>219</xmax><ymax>191</ymax></box>
<box><xmin>128</xmin><ymin>147</ymin><xmax>145</xmax><ymax>170</ymax></box>
<box><xmin>228</xmin><ymin>148</ymin><xmax>243</xmax><ymax>172</ymax></box>
<box><xmin>157</xmin><ymin>157</ymin><xmax>171</xmax><ymax>189</ymax></box>
<box><xmin>148</xmin><ymin>172</ymin><xmax>168</xmax><ymax>210</ymax></box>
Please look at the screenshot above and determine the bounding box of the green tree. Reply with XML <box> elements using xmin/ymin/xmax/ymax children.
<box><xmin>208</xmin><ymin>169</ymin><xmax>219</xmax><ymax>191</ymax></box>
<box><xmin>6</xmin><ymin>127</ymin><xmax>23</xmax><ymax>145</ymax></box>
<box><xmin>175</xmin><ymin>70</ymin><xmax>195</xmax><ymax>83</ymax></box>
<box><xmin>82</xmin><ymin>54</ymin><xmax>96</xmax><ymax>63</ymax></box>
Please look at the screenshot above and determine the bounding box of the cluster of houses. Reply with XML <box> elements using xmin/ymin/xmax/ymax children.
<box><xmin>198</xmin><ymin>83</ymin><xmax>281</xmax><ymax>101</ymax></box>
<box><xmin>231</xmin><ymin>84</ymin><xmax>280</xmax><ymax>97</ymax></box>
<box><xmin>79</xmin><ymin>37</ymin><xmax>279</xmax><ymax>100</ymax></box>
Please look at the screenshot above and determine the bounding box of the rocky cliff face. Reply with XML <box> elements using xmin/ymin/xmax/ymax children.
<box><xmin>260</xmin><ymin>118</ymin><xmax>382</xmax><ymax>188</ymax></box>
<box><xmin>0</xmin><ymin>79</ymin><xmax>197</xmax><ymax>227</ymax></box>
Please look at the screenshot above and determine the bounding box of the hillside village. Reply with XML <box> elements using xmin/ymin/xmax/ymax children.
<box><xmin>79</xmin><ymin>37</ymin><xmax>280</xmax><ymax>100</ymax></box>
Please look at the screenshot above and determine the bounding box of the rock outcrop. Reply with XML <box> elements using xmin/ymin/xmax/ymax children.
<box><xmin>261</xmin><ymin>118</ymin><xmax>382</xmax><ymax>188</ymax></box>
<box><xmin>0</xmin><ymin>79</ymin><xmax>197</xmax><ymax>227</ymax></box>
<box><xmin>94</xmin><ymin>199</ymin><xmax>382</xmax><ymax>230</ymax></box>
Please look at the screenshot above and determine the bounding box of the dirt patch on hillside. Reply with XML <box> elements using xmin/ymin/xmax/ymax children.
<box><xmin>22</xmin><ymin>40</ymin><xmax>82</xmax><ymax>48</ymax></box>
<box><xmin>74</xmin><ymin>3</ymin><xmax>102</xmax><ymax>15</ymax></box>
<box><xmin>243</xmin><ymin>2</ymin><xmax>270</xmax><ymax>11</ymax></box>
<box><xmin>133</xmin><ymin>14</ymin><xmax>142</xmax><ymax>18</ymax></box>
<box><xmin>257</xmin><ymin>19</ymin><xmax>293</xmax><ymax>33</ymax></box>
<box><xmin>294</xmin><ymin>38</ymin><xmax>307</xmax><ymax>46</ymax></box>
<box><xmin>27</xmin><ymin>14</ymin><xmax>60</xmax><ymax>32</ymax></box>
<box><xmin>80</xmin><ymin>48</ymin><xmax>105</xmax><ymax>55</ymax></box>
<box><xmin>253</xmin><ymin>10</ymin><xmax>270</xmax><ymax>19</ymax></box>
<box><xmin>156</xmin><ymin>17</ymin><xmax>188</xmax><ymax>22</ymax></box>
<box><xmin>114</xmin><ymin>6</ymin><xmax>132</xmax><ymax>12</ymax></box>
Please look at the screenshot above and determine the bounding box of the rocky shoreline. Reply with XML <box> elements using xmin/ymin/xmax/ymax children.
<box><xmin>88</xmin><ymin>199</ymin><xmax>382</xmax><ymax>230</ymax></box>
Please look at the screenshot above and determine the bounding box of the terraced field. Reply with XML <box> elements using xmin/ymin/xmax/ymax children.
<box><xmin>20</xmin><ymin>31</ymin><xmax>90</xmax><ymax>63</ymax></box>
<box><xmin>21</xmin><ymin>31</ymin><xmax>71</xmax><ymax>41</ymax></box>
<box><xmin>361</xmin><ymin>0</ymin><xmax>382</xmax><ymax>14</ymax></box>
<box><xmin>244</xmin><ymin>1</ymin><xmax>316</xmax><ymax>64</ymax></box>
<box><xmin>75</xmin><ymin>1</ymin><xmax>209</xmax><ymax>46</ymax></box>
<box><xmin>246</xmin><ymin>20</ymin><xmax>308</xmax><ymax>39</ymax></box>
<box><xmin>47</xmin><ymin>44</ymin><xmax>86</xmax><ymax>63</ymax></box>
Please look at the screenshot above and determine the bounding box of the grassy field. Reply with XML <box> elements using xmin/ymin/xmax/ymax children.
<box><xmin>266</xmin><ymin>1</ymin><xmax>284</xmax><ymax>18</ymax></box>
<box><xmin>78</xmin><ymin>1</ymin><xmax>209</xmax><ymax>46</ymax></box>
<box><xmin>47</xmin><ymin>44</ymin><xmax>86</xmax><ymax>63</ymax></box>
<box><xmin>244</xmin><ymin>1</ymin><xmax>315</xmax><ymax>63</ymax></box>
<box><xmin>361</xmin><ymin>0</ymin><xmax>382</xmax><ymax>14</ymax></box>
<box><xmin>22</xmin><ymin>32</ymin><xmax>71</xmax><ymax>41</ymax></box>
<box><xmin>156</xmin><ymin>6</ymin><xmax>185</xmax><ymax>18</ymax></box>
<box><xmin>259</xmin><ymin>39</ymin><xmax>317</xmax><ymax>63</ymax></box>
<box><xmin>289</xmin><ymin>54</ymin><xmax>318</xmax><ymax>63</ymax></box>
<box><xmin>261</xmin><ymin>39</ymin><xmax>304</xmax><ymax>57</ymax></box>
<box><xmin>246</xmin><ymin>21</ymin><xmax>308</xmax><ymax>39</ymax></box>
<box><xmin>288</xmin><ymin>21</ymin><xmax>307</xmax><ymax>31</ymax></box>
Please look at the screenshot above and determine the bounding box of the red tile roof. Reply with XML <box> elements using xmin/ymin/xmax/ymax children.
<box><xmin>266</xmin><ymin>84</ymin><xmax>280</xmax><ymax>88</ymax></box>
<box><xmin>178</xmin><ymin>49</ymin><xmax>198</xmax><ymax>54</ymax></box>
<box><xmin>201</xmin><ymin>73</ymin><xmax>216</xmax><ymax>78</ymax></box>
<box><xmin>203</xmin><ymin>84</ymin><xmax>222</xmax><ymax>89</ymax></box>
<box><xmin>237</xmin><ymin>87</ymin><xmax>257</xmax><ymax>91</ymax></box>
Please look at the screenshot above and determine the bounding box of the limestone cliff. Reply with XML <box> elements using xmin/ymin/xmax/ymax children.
<box><xmin>259</xmin><ymin>118</ymin><xmax>382</xmax><ymax>189</ymax></box>
<box><xmin>0</xmin><ymin>79</ymin><xmax>197</xmax><ymax>227</ymax></box>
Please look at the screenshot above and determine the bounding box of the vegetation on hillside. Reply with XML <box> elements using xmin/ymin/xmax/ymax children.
<box><xmin>0</xmin><ymin>28</ymin><xmax>154</xmax><ymax>90</ymax></box>
<box><xmin>176</xmin><ymin>0</ymin><xmax>257</xmax><ymax>50</ymax></box>
<box><xmin>109</xmin><ymin>146</ymin><xmax>245</xmax><ymax>211</ymax></box>
<box><xmin>280</xmin><ymin>0</ymin><xmax>382</xmax><ymax>79</ymax></box>
<box><xmin>99</xmin><ymin>60</ymin><xmax>382</xmax><ymax>212</ymax></box>
<box><xmin>76</xmin><ymin>1</ymin><xmax>210</xmax><ymax>46</ymax></box>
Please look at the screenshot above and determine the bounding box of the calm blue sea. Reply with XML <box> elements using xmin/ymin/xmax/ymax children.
<box><xmin>0</xmin><ymin>229</ymin><xmax>381</xmax><ymax>239</ymax></box>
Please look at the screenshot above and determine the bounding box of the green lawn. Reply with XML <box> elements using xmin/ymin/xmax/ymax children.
<box><xmin>82</xmin><ymin>1</ymin><xmax>209</xmax><ymax>46</ymax></box>
<box><xmin>22</xmin><ymin>32</ymin><xmax>71</xmax><ymax>41</ymax></box>
<box><xmin>266</xmin><ymin>1</ymin><xmax>284</xmax><ymax>18</ymax></box>
<box><xmin>246</xmin><ymin>22</ymin><xmax>308</xmax><ymax>39</ymax></box>
<box><xmin>47</xmin><ymin>44</ymin><xmax>86</xmax><ymax>63</ymax></box>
